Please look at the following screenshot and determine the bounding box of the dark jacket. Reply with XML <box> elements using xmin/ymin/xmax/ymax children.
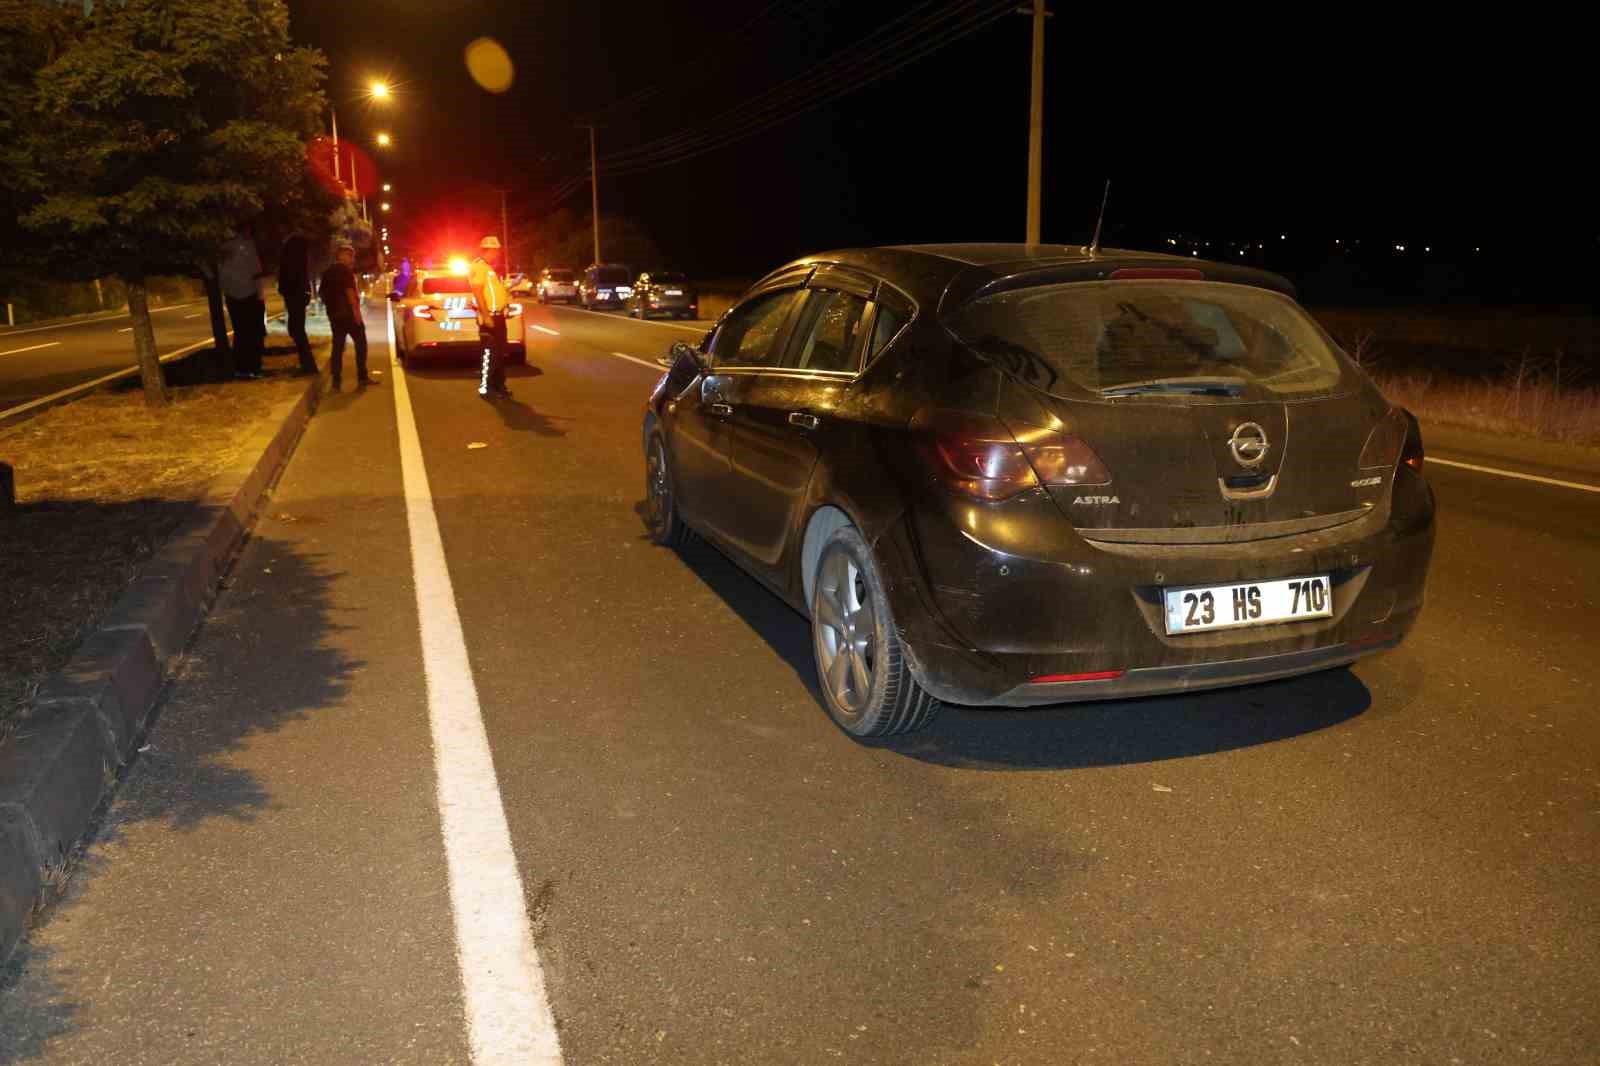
<box><xmin>278</xmin><ymin>235</ymin><xmax>311</xmax><ymax>300</ymax></box>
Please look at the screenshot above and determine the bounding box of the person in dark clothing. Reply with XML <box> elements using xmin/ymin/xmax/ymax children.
<box><xmin>278</xmin><ymin>234</ymin><xmax>316</xmax><ymax>374</ymax></box>
<box><xmin>318</xmin><ymin>242</ymin><xmax>370</xmax><ymax>388</ymax></box>
<box><xmin>220</xmin><ymin>224</ymin><xmax>267</xmax><ymax>377</ymax></box>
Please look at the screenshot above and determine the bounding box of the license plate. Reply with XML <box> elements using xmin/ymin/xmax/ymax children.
<box><xmin>1163</xmin><ymin>575</ymin><xmax>1331</xmax><ymax>634</ymax></box>
<box><xmin>447</xmin><ymin>308</ymin><xmax>476</xmax><ymax>319</ymax></box>
<box><xmin>664</xmin><ymin>289</ymin><xmax>683</xmax><ymax>295</ymax></box>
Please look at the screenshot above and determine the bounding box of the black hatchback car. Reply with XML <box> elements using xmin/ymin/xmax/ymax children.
<box><xmin>641</xmin><ymin>244</ymin><xmax>1434</xmax><ymax>737</ymax></box>
<box><xmin>628</xmin><ymin>271</ymin><xmax>699</xmax><ymax>320</ymax></box>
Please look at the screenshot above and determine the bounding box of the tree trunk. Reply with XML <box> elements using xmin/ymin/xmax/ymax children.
<box><xmin>125</xmin><ymin>276</ymin><xmax>168</xmax><ymax>407</ymax></box>
<box><xmin>197</xmin><ymin>262</ymin><xmax>231</xmax><ymax>381</ymax></box>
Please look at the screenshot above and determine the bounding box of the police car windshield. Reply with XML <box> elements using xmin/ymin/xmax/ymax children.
<box><xmin>422</xmin><ymin>276</ymin><xmax>471</xmax><ymax>294</ymax></box>
<box><xmin>593</xmin><ymin>268</ymin><xmax>630</xmax><ymax>285</ymax></box>
<box><xmin>546</xmin><ymin>270</ymin><xmax>575</xmax><ymax>281</ymax></box>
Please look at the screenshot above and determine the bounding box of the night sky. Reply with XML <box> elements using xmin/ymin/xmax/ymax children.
<box><xmin>287</xmin><ymin>1</ymin><xmax>1593</xmax><ymax>305</ymax></box>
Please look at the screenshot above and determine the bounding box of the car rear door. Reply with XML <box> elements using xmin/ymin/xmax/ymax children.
<box><xmin>719</xmin><ymin>267</ymin><xmax>874</xmax><ymax>569</ymax></box>
<box><xmin>666</xmin><ymin>285</ymin><xmax>806</xmax><ymax>543</ymax></box>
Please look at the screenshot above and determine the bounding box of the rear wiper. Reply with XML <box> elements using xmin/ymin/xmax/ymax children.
<box><xmin>1100</xmin><ymin>377</ymin><xmax>1246</xmax><ymax>397</ymax></box>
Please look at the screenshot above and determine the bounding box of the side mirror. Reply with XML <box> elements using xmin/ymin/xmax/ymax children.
<box><xmin>666</xmin><ymin>340</ymin><xmax>705</xmax><ymax>369</ymax></box>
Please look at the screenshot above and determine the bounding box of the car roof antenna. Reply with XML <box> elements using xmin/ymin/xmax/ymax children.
<box><xmin>1087</xmin><ymin>179</ymin><xmax>1111</xmax><ymax>258</ymax></box>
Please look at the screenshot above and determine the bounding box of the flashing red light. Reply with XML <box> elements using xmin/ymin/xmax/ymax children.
<box><xmin>1110</xmin><ymin>268</ymin><xmax>1205</xmax><ymax>280</ymax></box>
<box><xmin>1030</xmin><ymin>669</ymin><xmax>1125</xmax><ymax>684</ymax></box>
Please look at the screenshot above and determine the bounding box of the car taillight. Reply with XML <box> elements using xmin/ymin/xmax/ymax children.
<box><xmin>506</xmin><ymin>303</ymin><xmax>523</xmax><ymax>317</ymax></box>
<box><xmin>1359</xmin><ymin>408</ymin><xmax>1409</xmax><ymax>469</ymax></box>
<box><xmin>411</xmin><ymin>305</ymin><xmax>434</xmax><ymax>320</ymax></box>
<box><xmin>910</xmin><ymin>409</ymin><xmax>1110</xmax><ymax>501</ymax></box>
<box><xmin>1399</xmin><ymin>408</ymin><xmax>1424</xmax><ymax>471</ymax></box>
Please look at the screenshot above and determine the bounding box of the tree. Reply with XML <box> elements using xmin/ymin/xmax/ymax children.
<box><xmin>0</xmin><ymin>0</ymin><xmax>333</xmax><ymax>405</ymax></box>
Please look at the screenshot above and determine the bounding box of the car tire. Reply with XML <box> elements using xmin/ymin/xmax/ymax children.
<box><xmin>644</xmin><ymin>436</ymin><xmax>690</xmax><ymax>548</ymax></box>
<box><xmin>810</xmin><ymin>525</ymin><xmax>942</xmax><ymax>737</ymax></box>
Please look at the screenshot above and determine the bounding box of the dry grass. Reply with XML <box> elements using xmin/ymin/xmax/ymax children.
<box><xmin>1373</xmin><ymin>370</ymin><xmax>1600</xmax><ymax>447</ymax></box>
<box><xmin>0</xmin><ymin>367</ymin><xmax>316</xmax><ymax>737</ymax></box>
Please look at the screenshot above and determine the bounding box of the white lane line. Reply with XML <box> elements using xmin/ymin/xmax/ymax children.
<box><xmin>554</xmin><ymin>305</ymin><xmax>709</xmax><ymax>334</ymax></box>
<box><xmin>529</xmin><ymin>324</ymin><xmax>560</xmax><ymax>337</ymax></box>
<box><xmin>609</xmin><ymin>350</ymin><xmax>665</xmax><ymax>372</ymax></box>
<box><xmin>0</xmin><ymin>332</ymin><xmax>232</xmax><ymax>423</ymax></box>
<box><xmin>386</xmin><ymin>313</ymin><xmax>563</xmax><ymax>1066</ymax></box>
<box><xmin>183</xmin><ymin>311</ymin><xmax>205</xmax><ymax>318</ymax></box>
<box><xmin>0</xmin><ymin>341</ymin><xmax>62</xmax><ymax>357</ymax></box>
<box><xmin>118</xmin><ymin>327</ymin><xmax>133</xmax><ymax>333</ymax></box>
<box><xmin>1428</xmin><ymin>455</ymin><xmax>1600</xmax><ymax>494</ymax></box>
<box><xmin>0</xmin><ymin>301</ymin><xmax>200</xmax><ymax>338</ymax></box>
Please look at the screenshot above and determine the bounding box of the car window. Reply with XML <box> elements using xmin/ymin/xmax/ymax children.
<box><xmin>421</xmin><ymin>276</ymin><xmax>471</xmax><ymax>294</ymax></box>
<box><xmin>867</xmin><ymin>292</ymin><xmax>911</xmax><ymax>360</ymax></box>
<box><xmin>947</xmin><ymin>280</ymin><xmax>1347</xmax><ymax>400</ymax></box>
<box><xmin>711</xmin><ymin>289</ymin><xmax>801</xmax><ymax>369</ymax></box>
<box><xmin>784</xmin><ymin>290</ymin><xmax>870</xmax><ymax>373</ymax></box>
<box><xmin>594</xmin><ymin>267</ymin><xmax>630</xmax><ymax>285</ymax></box>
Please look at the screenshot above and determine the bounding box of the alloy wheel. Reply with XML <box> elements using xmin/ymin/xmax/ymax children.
<box><xmin>814</xmin><ymin>549</ymin><xmax>877</xmax><ymax>715</ymax></box>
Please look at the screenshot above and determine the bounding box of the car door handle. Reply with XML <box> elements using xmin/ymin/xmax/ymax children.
<box><xmin>709</xmin><ymin>402</ymin><xmax>733</xmax><ymax>417</ymax></box>
<box><xmin>788</xmin><ymin>412</ymin><xmax>820</xmax><ymax>430</ymax></box>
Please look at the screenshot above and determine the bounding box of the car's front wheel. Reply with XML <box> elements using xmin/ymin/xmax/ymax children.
<box><xmin>811</xmin><ymin>526</ymin><xmax>942</xmax><ymax>737</ymax></box>
<box><xmin>644</xmin><ymin>436</ymin><xmax>690</xmax><ymax>547</ymax></box>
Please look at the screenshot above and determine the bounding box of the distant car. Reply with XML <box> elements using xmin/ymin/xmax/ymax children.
<box><xmin>536</xmin><ymin>267</ymin><xmax>579</xmax><ymax>305</ymax></box>
<box><xmin>578</xmin><ymin>263</ymin><xmax>633</xmax><ymax>310</ymax></box>
<box><xmin>388</xmin><ymin>265</ymin><xmax>526</xmax><ymax>366</ymax></box>
<box><xmin>506</xmin><ymin>271</ymin><xmax>531</xmax><ymax>295</ymax></box>
<box><xmin>642</xmin><ymin>244</ymin><xmax>1435</xmax><ymax>737</ymax></box>
<box><xmin>628</xmin><ymin>271</ymin><xmax>699</xmax><ymax>320</ymax></box>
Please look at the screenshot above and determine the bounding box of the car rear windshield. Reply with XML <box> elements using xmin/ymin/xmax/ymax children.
<box><xmin>948</xmin><ymin>281</ymin><xmax>1347</xmax><ymax>400</ymax></box>
<box><xmin>652</xmin><ymin>272</ymin><xmax>688</xmax><ymax>284</ymax></box>
<box><xmin>593</xmin><ymin>268</ymin><xmax>630</xmax><ymax>285</ymax></box>
<box><xmin>421</xmin><ymin>276</ymin><xmax>471</xmax><ymax>294</ymax></box>
<box><xmin>546</xmin><ymin>270</ymin><xmax>575</xmax><ymax>281</ymax></box>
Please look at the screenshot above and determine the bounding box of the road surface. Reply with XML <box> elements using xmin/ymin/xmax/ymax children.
<box><xmin>2</xmin><ymin>304</ymin><xmax>1596</xmax><ymax>1065</ymax></box>
<box><xmin>0</xmin><ymin>303</ymin><xmax>222</xmax><ymax>413</ymax></box>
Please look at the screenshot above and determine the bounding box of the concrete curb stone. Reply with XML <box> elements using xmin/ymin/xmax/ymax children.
<box><xmin>0</xmin><ymin>361</ymin><xmax>327</xmax><ymax>963</ymax></box>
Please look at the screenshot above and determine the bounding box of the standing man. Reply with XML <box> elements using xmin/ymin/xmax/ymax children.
<box><xmin>318</xmin><ymin>242</ymin><xmax>371</xmax><ymax>389</ymax></box>
<box><xmin>220</xmin><ymin>223</ymin><xmax>267</xmax><ymax>378</ymax></box>
<box><xmin>277</xmin><ymin>233</ymin><xmax>316</xmax><ymax>375</ymax></box>
<box><xmin>468</xmin><ymin>235</ymin><xmax>513</xmax><ymax>400</ymax></box>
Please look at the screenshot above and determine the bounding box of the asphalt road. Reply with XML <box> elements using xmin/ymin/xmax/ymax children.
<box><xmin>0</xmin><ymin>303</ymin><xmax>219</xmax><ymax>412</ymax></box>
<box><xmin>2</xmin><ymin>304</ymin><xmax>1597</xmax><ymax>1064</ymax></box>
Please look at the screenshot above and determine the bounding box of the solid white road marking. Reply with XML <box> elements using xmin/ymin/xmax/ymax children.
<box><xmin>529</xmin><ymin>324</ymin><xmax>560</xmax><ymax>336</ymax></box>
<box><xmin>1427</xmin><ymin>455</ymin><xmax>1600</xmax><ymax>494</ymax></box>
<box><xmin>184</xmin><ymin>311</ymin><xmax>205</xmax><ymax>318</ymax></box>
<box><xmin>0</xmin><ymin>301</ymin><xmax>198</xmax><ymax>338</ymax></box>
<box><xmin>386</xmin><ymin>312</ymin><xmax>563</xmax><ymax>1066</ymax></box>
<box><xmin>0</xmin><ymin>333</ymin><xmax>231</xmax><ymax>422</ymax></box>
<box><xmin>118</xmin><ymin>327</ymin><xmax>133</xmax><ymax>333</ymax></box>
<box><xmin>609</xmin><ymin>350</ymin><xmax>665</xmax><ymax>372</ymax></box>
<box><xmin>0</xmin><ymin>341</ymin><xmax>62</xmax><ymax>357</ymax></box>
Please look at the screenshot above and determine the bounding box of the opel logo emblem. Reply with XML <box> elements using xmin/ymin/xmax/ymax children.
<box><xmin>1229</xmin><ymin>422</ymin><xmax>1270</xmax><ymax>467</ymax></box>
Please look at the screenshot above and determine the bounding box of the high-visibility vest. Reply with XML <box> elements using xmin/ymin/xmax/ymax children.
<box><xmin>468</xmin><ymin>257</ymin><xmax>511</xmax><ymax>316</ymax></box>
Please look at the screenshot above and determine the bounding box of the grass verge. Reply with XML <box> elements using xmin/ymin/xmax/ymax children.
<box><xmin>0</xmin><ymin>342</ymin><xmax>325</xmax><ymax>740</ymax></box>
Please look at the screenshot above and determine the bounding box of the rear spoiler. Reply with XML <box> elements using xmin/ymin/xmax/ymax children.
<box><xmin>937</xmin><ymin>258</ymin><xmax>1297</xmax><ymax>315</ymax></box>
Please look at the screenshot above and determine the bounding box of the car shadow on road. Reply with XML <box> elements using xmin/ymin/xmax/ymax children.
<box><xmin>662</xmin><ymin>525</ymin><xmax>1371</xmax><ymax>770</ymax></box>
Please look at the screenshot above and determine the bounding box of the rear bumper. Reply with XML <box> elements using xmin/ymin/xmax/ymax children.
<box><xmin>872</xmin><ymin>470</ymin><xmax>1435</xmax><ymax>707</ymax></box>
<box><xmin>981</xmin><ymin>635</ymin><xmax>1399</xmax><ymax>706</ymax></box>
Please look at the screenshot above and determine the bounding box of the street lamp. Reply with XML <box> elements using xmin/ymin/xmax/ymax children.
<box><xmin>381</xmin><ymin>202</ymin><xmax>391</xmax><ymax>212</ymax></box>
<box><xmin>369</xmin><ymin>80</ymin><xmax>391</xmax><ymax>100</ymax></box>
<box><xmin>382</xmin><ymin>183</ymin><xmax>392</xmax><ymax>192</ymax></box>
<box><xmin>376</xmin><ymin>132</ymin><xmax>392</xmax><ymax>147</ymax></box>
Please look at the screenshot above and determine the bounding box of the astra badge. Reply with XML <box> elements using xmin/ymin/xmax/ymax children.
<box><xmin>1073</xmin><ymin>495</ymin><xmax>1120</xmax><ymax>505</ymax></box>
<box><xmin>1350</xmin><ymin>475</ymin><xmax>1383</xmax><ymax>488</ymax></box>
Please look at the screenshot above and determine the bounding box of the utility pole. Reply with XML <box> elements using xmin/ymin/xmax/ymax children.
<box><xmin>1021</xmin><ymin>0</ymin><xmax>1052</xmax><ymax>245</ymax></box>
<box><xmin>584</xmin><ymin>124</ymin><xmax>602</xmax><ymax>265</ymax></box>
<box><xmin>499</xmin><ymin>188</ymin><xmax>512</xmax><ymax>271</ymax></box>
<box><xmin>331</xmin><ymin>106</ymin><xmax>342</xmax><ymax>188</ymax></box>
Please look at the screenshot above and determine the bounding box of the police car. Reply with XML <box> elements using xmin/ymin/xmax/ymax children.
<box><xmin>388</xmin><ymin>259</ymin><xmax>527</xmax><ymax>365</ymax></box>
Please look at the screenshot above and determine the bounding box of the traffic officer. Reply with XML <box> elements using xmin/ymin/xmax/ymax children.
<box><xmin>468</xmin><ymin>236</ymin><xmax>513</xmax><ymax>400</ymax></box>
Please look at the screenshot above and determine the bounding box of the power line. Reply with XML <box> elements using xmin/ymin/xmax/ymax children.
<box><xmin>600</xmin><ymin>0</ymin><xmax>1003</xmax><ymax>171</ymax></box>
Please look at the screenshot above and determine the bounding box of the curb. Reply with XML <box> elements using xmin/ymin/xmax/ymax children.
<box><xmin>0</xmin><ymin>362</ymin><xmax>328</xmax><ymax>963</ymax></box>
